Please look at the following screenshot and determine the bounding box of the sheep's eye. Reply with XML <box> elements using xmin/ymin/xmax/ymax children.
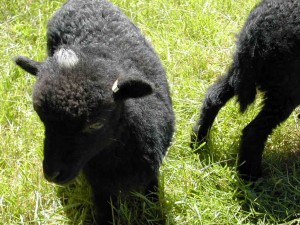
<box><xmin>83</xmin><ymin>122</ymin><xmax>104</xmax><ymax>133</ymax></box>
<box><xmin>89</xmin><ymin>122</ymin><xmax>104</xmax><ymax>130</ymax></box>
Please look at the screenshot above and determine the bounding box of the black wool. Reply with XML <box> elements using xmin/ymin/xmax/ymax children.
<box><xmin>191</xmin><ymin>0</ymin><xmax>300</xmax><ymax>181</ymax></box>
<box><xmin>15</xmin><ymin>0</ymin><xmax>175</xmax><ymax>223</ymax></box>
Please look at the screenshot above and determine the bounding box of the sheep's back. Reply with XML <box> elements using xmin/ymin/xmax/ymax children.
<box><xmin>237</xmin><ymin>0</ymin><xmax>300</xmax><ymax>60</ymax></box>
<box><xmin>47</xmin><ymin>0</ymin><xmax>142</xmax><ymax>55</ymax></box>
<box><xmin>231</xmin><ymin>0</ymin><xmax>300</xmax><ymax>94</ymax></box>
<box><xmin>47</xmin><ymin>0</ymin><xmax>170</xmax><ymax>92</ymax></box>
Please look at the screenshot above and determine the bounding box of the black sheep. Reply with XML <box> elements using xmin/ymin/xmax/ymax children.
<box><xmin>191</xmin><ymin>0</ymin><xmax>300</xmax><ymax>181</ymax></box>
<box><xmin>15</xmin><ymin>0</ymin><xmax>175</xmax><ymax>223</ymax></box>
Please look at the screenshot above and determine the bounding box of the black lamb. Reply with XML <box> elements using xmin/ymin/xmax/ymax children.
<box><xmin>15</xmin><ymin>0</ymin><xmax>175</xmax><ymax>224</ymax></box>
<box><xmin>191</xmin><ymin>0</ymin><xmax>300</xmax><ymax>181</ymax></box>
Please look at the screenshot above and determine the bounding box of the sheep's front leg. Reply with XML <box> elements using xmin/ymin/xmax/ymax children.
<box><xmin>191</xmin><ymin>73</ymin><xmax>234</xmax><ymax>149</ymax></box>
<box><xmin>145</xmin><ymin>174</ymin><xmax>166</xmax><ymax>225</ymax></box>
<box><xmin>145</xmin><ymin>175</ymin><xmax>159</xmax><ymax>202</ymax></box>
<box><xmin>93</xmin><ymin>192</ymin><xmax>116</xmax><ymax>225</ymax></box>
<box><xmin>238</xmin><ymin>98</ymin><xmax>295</xmax><ymax>180</ymax></box>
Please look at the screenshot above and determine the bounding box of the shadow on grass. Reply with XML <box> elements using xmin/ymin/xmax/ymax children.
<box><xmin>237</xmin><ymin>146</ymin><xmax>300</xmax><ymax>224</ymax></box>
<box><xmin>55</xmin><ymin>173</ymin><xmax>173</xmax><ymax>225</ymax></box>
<box><xmin>194</xmin><ymin>136</ymin><xmax>300</xmax><ymax>224</ymax></box>
<box><xmin>56</xmin><ymin>175</ymin><xmax>95</xmax><ymax>225</ymax></box>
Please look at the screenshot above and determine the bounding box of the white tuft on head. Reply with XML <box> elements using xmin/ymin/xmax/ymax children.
<box><xmin>54</xmin><ymin>48</ymin><xmax>79</xmax><ymax>68</ymax></box>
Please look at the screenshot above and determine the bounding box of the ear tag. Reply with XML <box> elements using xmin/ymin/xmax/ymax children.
<box><xmin>112</xmin><ymin>79</ymin><xmax>119</xmax><ymax>93</ymax></box>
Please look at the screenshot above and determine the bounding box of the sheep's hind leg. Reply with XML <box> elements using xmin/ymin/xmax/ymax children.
<box><xmin>191</xmin><ymin>73</ymin><xmax>234</xmax><ymax>149</ymax></box>
<box><xmin>238</xmin><ymin>97</ymin><xmax>295</xmax><ymax>181</ymax></box>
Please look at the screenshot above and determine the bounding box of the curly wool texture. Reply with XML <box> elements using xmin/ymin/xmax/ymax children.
<box><xmin>231</xmin><ymin>0</ymin><xmax>300</xmax><ymax>110</ymax></box>
<box><xmin>16</xmin><ymin>0</ymin><xmax>175</xmax><ymax>224</ymax></box>
<box><xmin>238</xmin><ymin>0</ymin><xmax>300</xmax><ymax>59</ymax></box>
<box><xmin>192</xmin><ymin>0</ymin><xmax>300</xmax><ymax>180</ymax></box>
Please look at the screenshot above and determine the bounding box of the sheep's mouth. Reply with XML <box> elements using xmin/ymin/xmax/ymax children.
<box><xmin>43</xmin><ymin>165</ymin><xmax>80</xmax><ymax>185</ymax></box>
<box><xmin>50</xmin><ymin>174</ymin><xmax>76</xmax><ymax>185</ymax></box>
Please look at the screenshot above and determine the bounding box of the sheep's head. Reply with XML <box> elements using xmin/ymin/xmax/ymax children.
<box><xmin>15</xmin><ymin>47</ymin><xmax>154</xmax><ymax>184</ymax></box>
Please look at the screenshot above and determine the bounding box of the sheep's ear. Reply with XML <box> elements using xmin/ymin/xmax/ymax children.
<box><xmin>112</xmin><ymin>77</ymin><xmax>154</xmax><ymax>100</ymax></box>
<box><xmin>14</xmin><ymin>56</ymin><xmax>43</xmax><ymax>76</ymax></box>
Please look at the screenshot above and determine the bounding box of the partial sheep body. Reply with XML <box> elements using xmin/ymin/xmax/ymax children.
<box><xmin>15</xmin><ymin>0</ymin><xmax>175</xmax><ymax>223</ymax></box>
<box><xmin>192</xmin><ymin>0</ymin><xmax>300</xmax><ymax>180</ymax></box>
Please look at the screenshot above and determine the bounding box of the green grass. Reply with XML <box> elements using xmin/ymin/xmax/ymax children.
<box><xmin>1</xmin><ymin>0</ymin><xmax>300</xmax><ymax>224</ymax></box>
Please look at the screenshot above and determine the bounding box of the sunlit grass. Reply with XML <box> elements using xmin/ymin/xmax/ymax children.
<box><xmin>1</xmin><ymin>0</ymin><xmax>299</xmax><ymax>224</ymax></box>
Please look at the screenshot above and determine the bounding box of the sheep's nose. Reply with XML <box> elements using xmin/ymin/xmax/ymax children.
<box><xmin>44</xmin><ymin>171</ymin><xmax>61</xmax><ymax>182</ymax></box>
<box><xmin>43</xmin><ymin>161</ymin><xmax>62</xmax><ymax>182</ymax></box>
